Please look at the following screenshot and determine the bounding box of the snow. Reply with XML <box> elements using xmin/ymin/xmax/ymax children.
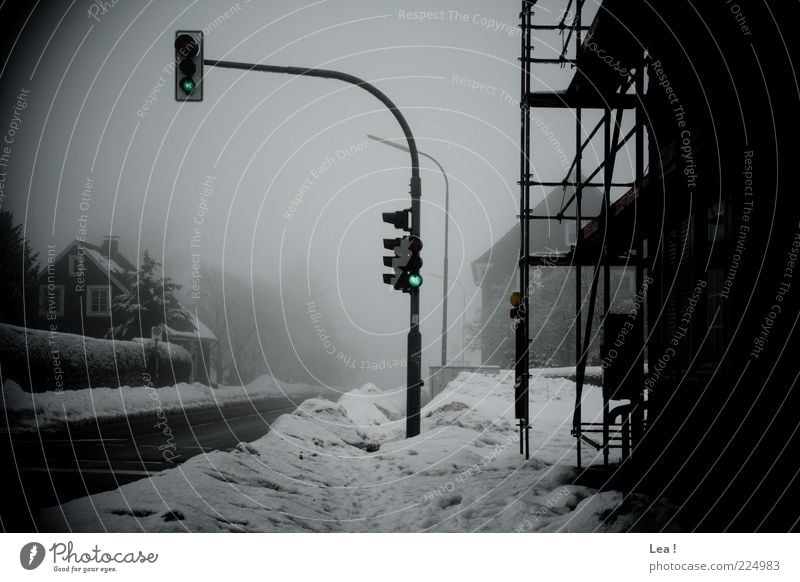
<box><xmin>38</xmin><ymin>370</ymin><xmax>677</xmax><ymax>532</ymax></box>
<box><xmin>0</xmin><ymin>323</ymin><xmax>192</xmax><ymax>391</ymax></box>
<box><xmin>85</xmin><ymin>248</ymin><xmax>128</xmax><ymax>276</ymax></box>
<box><xmin>164</xmin><ymin>316</ymin><xmax>217</xmax><ymax>342</ymax></box>
<box><xmin>3</xmin><ymin>374</ymin><xmax>331</xmax><ymax>431</ymax></box>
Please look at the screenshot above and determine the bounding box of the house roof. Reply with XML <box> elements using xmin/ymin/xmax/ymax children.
<box><xmin>38</xmin><ymin>237</ymin><xmax>216</xmax><ymax>344</ymax></box>
<box><xmin>471</xmin><ymin>183</ymin><xmax>604</xmax><ymax>282</ymax></box>
<box><xmin>165</xmin><ymin>315</ymin><xmax>218</xmax><ymax>343</ymax></box>
<box><xmin>37</xmin><ymin>239</ymin><xmax>134</xmax><ymax>291</ymax></box>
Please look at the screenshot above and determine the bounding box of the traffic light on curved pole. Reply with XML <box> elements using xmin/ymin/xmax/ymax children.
<box><xmin>382</xmin><ymin>217</ymin><xmax>423</xmax><ymax>293</ymax></box>
<box><xmin>175</xmin><ymin>31</ymin><xmax>203</xmax><ymax>101</ymax></box>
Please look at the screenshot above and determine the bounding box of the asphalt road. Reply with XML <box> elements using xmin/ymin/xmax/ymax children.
<box><xmin>1</xmin><ymin>397</ymin><xmax>297</xmax><ymax>531</ymax></box>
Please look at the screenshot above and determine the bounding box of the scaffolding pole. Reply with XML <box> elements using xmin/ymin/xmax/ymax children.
<box><xmin>518</xmin><ymin>0</ymin><xmax>648</xmax><ymax>471</ymax></box>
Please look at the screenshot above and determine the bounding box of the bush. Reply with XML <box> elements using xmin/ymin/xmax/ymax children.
<box><xmin>0</xmin><ymin>324</ymin><xmax>191</xmax><ymax>391</ymax></box>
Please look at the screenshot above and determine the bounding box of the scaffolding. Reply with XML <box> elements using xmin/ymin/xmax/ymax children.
<box><xmin>517</xmin><ymin>0</ymin><xmax>647</xmax><ymax>468</ymax></box>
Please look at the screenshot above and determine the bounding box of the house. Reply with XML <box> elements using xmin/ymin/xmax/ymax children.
<box><xmin>33</xmin><ymin>235</ymin><xmax>217</xmax><ymax>385</ymax></box>
<box><xmin>470</xmin><ymin>183</ymin><xmax>630</xmax><ymax>367</ymax></box>
<box><xmin>543</xmin><ymin>0</ymin><xmax>800</xmax><ymax>529</ymax></box>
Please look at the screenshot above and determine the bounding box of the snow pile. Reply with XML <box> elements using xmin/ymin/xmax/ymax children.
<box><xmin>3</xmin><ymin>375</ymin><xmax>334</xmax><ymax>431</ymax></box>
<box><xmin>39</xmin><ymin>370</ymin><xmax>676</xmax><ymax>532</ymax></box>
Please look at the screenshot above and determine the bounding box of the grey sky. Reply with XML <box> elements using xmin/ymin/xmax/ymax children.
<box><xmin>1</xmin><ymin>0</ymin><xmax>621</xmax><ymax>387</ymax></box>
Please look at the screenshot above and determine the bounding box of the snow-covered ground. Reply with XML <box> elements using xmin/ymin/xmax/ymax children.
<box><xmin>3</xmin><ymin>375</ymin><xmax>334</xmax><ymax>431</ymax></box>
<box><xmin>39</xmin><ymin>369</ymin><xmax>677</xmax><ymax>532</ymax></box>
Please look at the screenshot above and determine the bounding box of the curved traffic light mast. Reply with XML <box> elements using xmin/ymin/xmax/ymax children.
<box><xmin>174</xmin><ymin>33</ymin><xmax>424</xmax><ymax>437</ymax></box>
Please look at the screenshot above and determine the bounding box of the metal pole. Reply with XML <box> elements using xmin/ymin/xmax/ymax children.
<box><xmin>573</xmin><ymin>0</ymin><xmax>584</xmax><ymax>470</ymax></box>
<box><xmin>203</xmin><ymin>59</ymin><xmax>423</xmax><ymax>437</ymax></box>
<box><xmin>424</xmin><ymin>272</ymin><xmax>467</xmax><ymax>357</ymax></box>
<box><xmin>518</xmin><ymin>0</ymin><xmax>533</xmax><ymax>460</ymax></box>
<box><xmin>367</xmin><ymin>135</ymin><xmax>450</xmax><ymax>367</ymax></box>
<box><xmin>153</xmin><ymin>337</ymin><xmax>160</xmax><ymax>384</ymax></box>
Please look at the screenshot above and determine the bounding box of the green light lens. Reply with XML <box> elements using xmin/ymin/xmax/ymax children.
<box><xmin>408</xmin><ymin>273</ymin><xmax>423</xmax><ymax>288</ymax></box>
<box><xmin>180</xmin><ymin>77</ymin><xmax>196</xmax><ymax>94</ymax></box>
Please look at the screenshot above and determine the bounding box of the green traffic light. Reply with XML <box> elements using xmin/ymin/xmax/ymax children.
<box><xmin>180</xmin><ymin>77</ymin><xmax>196</xmax><ymax>94</ymax></box>
<box><xmin>408</xmin><ymin>273</ymin><xmax>423</xmax><ymax>288</ymax></box>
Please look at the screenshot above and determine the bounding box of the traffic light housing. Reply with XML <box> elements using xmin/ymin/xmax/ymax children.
<box><xmin>402</xmin><ymin>236</ymin><xmax>423</xmax><ymax>291</ymax></box>
<box><xmin>382</xmin><ymin>236</ymin><xmax>423</xmax><ymax>293</ymax></box>
<box><xmin>382</xmin><ymin>208</ymin><xmax>411</xmax><ymax>232</ymax></box>
<box><xmin>510</xmin><ymin>291</ymin><xmax>522</xmax><ymax>319</ymax></box>
<box><xmin>382</xmin><ymin>235</ymin><xmax>423</xmax><ymax>293</ymax></box>
<box><xmin>383</xmin><ymin>237</ymin><xmax>405</xmax><ymax>288</ymax></box>
<box><xmin>175</xmin><ymin>31</ymin><xmax>203</xmax><ymax>101</ymax></box>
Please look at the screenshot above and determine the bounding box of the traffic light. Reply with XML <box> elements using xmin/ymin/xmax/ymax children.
<box><xmin>509</xmin><ymin>291</ymin><xmax>522</xmax><ymax>319</ymax></box>
<box><xmin>382</xmin><ymin>208</ymin><xmax>411</xmax><ymax>231</ymax></box>
<box><xmin>382</xmin><ymin>236</ymin><xmax>423</xmax><ymax>292</ymax></box>
<box><xmin>381</xmin><ymin>207</ymin><xmax>422</xmax><ymax>292</ymax></box>
<box><xmin>383</xmin><ymin>237</ymin><xmax>405</xmax><ymax>288</ymax></box>
<box><xmin>175</xmin><ymin>31</ymin><xmax>203</xmax><ymax>101</ymax></box>
<box><xmin>402</xmin><ymin>236</ymin><xmax>423</xmax><ymax>291</ymax></box>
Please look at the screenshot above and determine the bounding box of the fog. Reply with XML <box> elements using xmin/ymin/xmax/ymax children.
<box><xmin>0</xmin><ymin>0</ymin><xmax>610</xmax><ymax>390</ymax></box>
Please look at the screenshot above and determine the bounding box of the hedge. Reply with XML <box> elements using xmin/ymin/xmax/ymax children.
<box><xmin>0</xmin><ymin>323</ymin><xmax>191</xmax><ymax>391</ymax></box>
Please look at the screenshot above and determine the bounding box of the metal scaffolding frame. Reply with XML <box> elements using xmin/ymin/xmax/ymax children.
<box><xmin>517</xmin><ymin>0</ymin><xmax>647</xmax><ymax>468</ymax></box>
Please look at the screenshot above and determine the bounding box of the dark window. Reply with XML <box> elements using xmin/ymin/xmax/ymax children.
<box><xmin>87</xmin><ymin>286</ymin><xmax>110</xmax><ymax>315</ymax></box>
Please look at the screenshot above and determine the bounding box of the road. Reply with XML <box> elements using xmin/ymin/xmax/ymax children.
<box><xmin>1</xmin><ymin>397</ymin><xmax>297</xmax><ymax>531</ymax></box>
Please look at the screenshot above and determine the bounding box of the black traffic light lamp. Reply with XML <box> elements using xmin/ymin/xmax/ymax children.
<box><xmin>400</xmin><ymin>235</ymin><xmax>423</xmax><ymax>291</ymax></box>
<box><xmin>382</xmin><ymin>236</ymin><xmax>423</xmax><ymax>293</ymax></box>
<box><xmin>382</xmin><ymin>204</ymin><xmax>422</xmax><ymax>292</ymax></box>
<box><xmin>383</xmin><ymin>237</ymin><xmax>405</xmax><ymax>287</ymax></box>
<box><xmin>175</xmin><ymin>31</ymin><xmax>203</xmax><ymax>101</ymax></box>
<box><xmin>382</xmin><ymin>208</ymin><xmax>411</xmax><ymax>232</ymax></box>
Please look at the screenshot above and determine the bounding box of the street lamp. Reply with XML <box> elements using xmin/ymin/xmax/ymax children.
<box><xmin>368</xmin><ymin>134</ymin><xmax>450</xmax><ymax>367</ymax></box>
<box><xmin>425</xmin><ymin>272</ymin><xmax>467</xmax><ymax>359</ymax></box>
<box><xmin>192</xmin><ymin>52</ymin><xmax>424</xmax><ymax>437</ymax></box>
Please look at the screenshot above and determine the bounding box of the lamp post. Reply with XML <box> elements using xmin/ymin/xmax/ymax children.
<box><xmin>425</xmin><ymin>272</ymin><xmax>467</xmax><ymax>358</ymax></box>
<box><xmin>368</xmin><ymin>134</ymin><xmax>450</xmax><ymax>367</ymax></box>
<box><xmin>199</xmin><ymin>59</ymin><xmax>423</xmax><ymax>437</ymax></box>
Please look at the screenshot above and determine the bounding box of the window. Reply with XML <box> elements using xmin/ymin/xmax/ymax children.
<box><xmin>87</xmin><ymin>285</ymin><xmax>110</xmax><ymax>316</ymax></box>
<box><xmin>38</xmin><ymin>285</ymin><xmax>64</xmax><ymax>317</ymax></box>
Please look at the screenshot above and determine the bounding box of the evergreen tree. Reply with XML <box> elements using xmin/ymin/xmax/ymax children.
<box><xmin>110</xmin><ymin>251</ymin><xmax>191</xmax><ymax>339</ymax></box>
<box><xmin>0</xmin><ymin>210</ymin><xmax>40</xmax><ymax>325</ymax></box>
